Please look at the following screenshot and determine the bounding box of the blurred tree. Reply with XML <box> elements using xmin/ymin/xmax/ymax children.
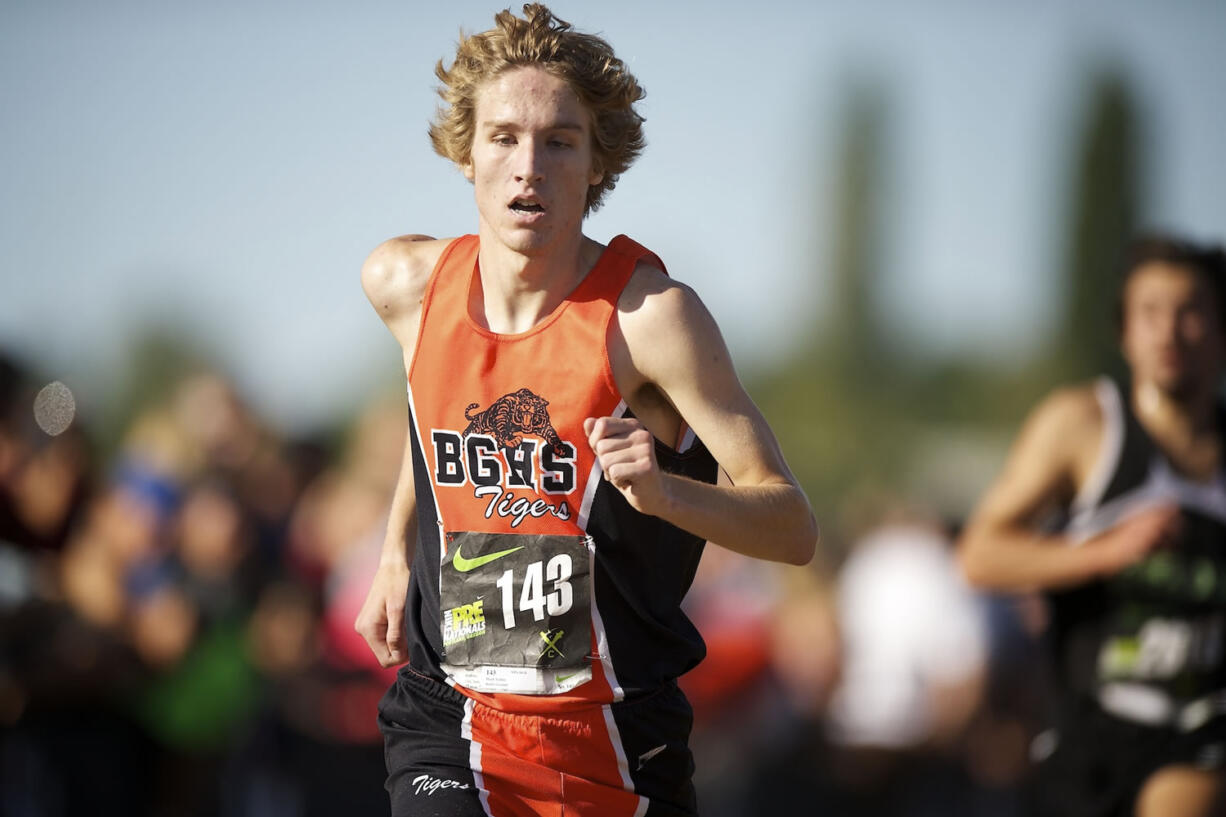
<box><xmin>824</xmin><ymin>84</ymin><xmax>890</xmax><ymax>387</ymax></box>
<box><xmin>96</xmin><ymin>326</ymin><xmax>209</xmax><ymax>459</ymax></box>
<box><xmin>749</xmin><ymin>80</ymin><xmax>900</xmax><ymax>563</ymax></box>
<box><xmin>1050</xmin><ymin>70</ymin><xmax>1142</xmax><ymax>383</ymax></box>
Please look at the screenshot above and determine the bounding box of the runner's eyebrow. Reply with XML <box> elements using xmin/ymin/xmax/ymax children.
<box><xmin>481</xmin><ymin>120</ymin><xmax>585</xmax><ymax>133</ymax></box>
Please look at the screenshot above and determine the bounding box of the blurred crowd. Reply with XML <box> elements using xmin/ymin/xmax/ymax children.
<box><xmin>0</xmin><ymin>349</ymin><xmax>1049</xmax><ymax>816</ymax></box>
<box><xmin>682</xmin><ymin>502</ymin><xmax>1049</xmax><ymax>817</ymax></box>
<box><xmin>1</xmin><ymin>352</ymin><xmax>401</xmax><ymax>816</ymax></box>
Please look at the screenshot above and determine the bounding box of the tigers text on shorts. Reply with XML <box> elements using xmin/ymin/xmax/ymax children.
<box><xmin>377</xmin><ymin>668</ymin><xmax>699</xmax><ymax>817</ymax></box>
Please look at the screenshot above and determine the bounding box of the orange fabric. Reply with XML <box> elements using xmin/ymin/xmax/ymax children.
<box><xmin>408</xmin><ymin>234</ymin><xmax>663</xmax><ymax>713</ymax></box>
<box><xmin>470</xmin><ymin>704</ymin><xmax>643</xmax><ymax>817</ymax></box>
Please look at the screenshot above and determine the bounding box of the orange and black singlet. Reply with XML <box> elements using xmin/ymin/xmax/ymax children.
<box><xmin>401</xmin><ymin>234</ymin><xmax>718</xmax><ymax>711</ymax></box>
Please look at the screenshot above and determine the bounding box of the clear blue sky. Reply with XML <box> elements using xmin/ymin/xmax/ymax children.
<box><xmin>2</xmin><ymin>0</ymin><xmax>1223</xmax><ymax>430</ymax></box>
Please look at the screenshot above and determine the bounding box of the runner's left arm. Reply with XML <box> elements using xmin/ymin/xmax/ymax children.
<box><xmin>586</xmin><ymin>272</ymin><xmax>817</xmax><ymax>565</ymax></box>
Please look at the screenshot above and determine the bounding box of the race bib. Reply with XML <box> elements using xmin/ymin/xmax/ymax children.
<box><xmin>439</xmin><ymin>531</ymin><xmax>593</xmax><ymax>694</ymax></box>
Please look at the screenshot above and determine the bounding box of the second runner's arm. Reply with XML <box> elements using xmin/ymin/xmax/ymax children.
<box><xmin>956</xmin><ymin>386</ymin><xmax>1179</xmax><ymax>593</ymax></box>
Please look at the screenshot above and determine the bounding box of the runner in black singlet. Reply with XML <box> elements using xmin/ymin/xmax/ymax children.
<box><xmin>959</xmin><ymin>235</ymin><xmax>1226</xmax><ymax>817</ymax></box>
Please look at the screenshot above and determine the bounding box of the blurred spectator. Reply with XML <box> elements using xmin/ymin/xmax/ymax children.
<box><xmin>827</xmin><ymin>520</ymin><xmax>987</xmax><ymax>751</ymax></box>
<box><xmin>682</xmin><ymin>546</ymin><xmax>781</xmax><ymax>719</ymax></box>
<box><xmin>732</xmin><ymin>571</ymin><xmax>846</xmax><ymax>816</ymax></box>
<box><xmin>681</xmin><ymin>545</ymin><xmax>794</xmax><ymax>816</ymax></box>
<box><xmin>735</xmin><ymin>512</ymin><xmax>1007</xmax><ymax>817</ymax></box>
<box><xmin>0</xmin><ymin>357</ymin><xmax>354</xmax><ymax>817</ymax></box>
<box><xmin>767</xmin><ymin>569</ymin><xmax>843</xmax><ymax>721</ymax></box>
<box><xmin>1</xmin><ymin>354</ymin><xmax>154</xmax><ymax>816</ymax></box>
<box><xmin>0</xmin><ymin>347</ymin><xmax>1038</xmax><ymax>817</ymax></box>
<box><xmin>825</xmin><ymin>519</ymin><xmax>993</xmax><ymax>816</ymax></box>
<box><xmin>962</xmin><ymin>589</ymin><xmax>1050</xmax><ymax>794</ymax></box>
<box><xmin>0</xmin><ymin>353</ymin><xmax>92</xmax><ymax>558</ymax></box>
<box><xmin>228</xmin><ymin>395</ymin><xmax>406</xmax><ymax>817</ymax></box>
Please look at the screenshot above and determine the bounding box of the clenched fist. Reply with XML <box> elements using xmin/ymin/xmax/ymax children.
<box><xmin>584</xmin><ymin>416</ymin><xmax>670</xmax><ymax>517</ymax></box>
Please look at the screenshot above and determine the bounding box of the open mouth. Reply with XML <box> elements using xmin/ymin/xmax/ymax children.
<box><xmin>509</xmin><ymin>198</ymin><xmax>545</xmax><ymax>214</ymax></box>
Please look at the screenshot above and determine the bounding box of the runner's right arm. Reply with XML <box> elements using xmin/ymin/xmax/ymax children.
<box><xmin>354</xmin><ymin>235</ymin><xmax>448</xmax><ymax>667</ymax></box>
<box><xmin>956</xmin><ymin>385</ymin><xmax>1179</xmax><ymax>593</ymax></box>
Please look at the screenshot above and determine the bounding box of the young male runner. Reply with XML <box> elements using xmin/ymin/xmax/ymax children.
<box><xmin>958</xmin><ymin>235</ymin><xmax>1226</xmax><ymax>817</ymax></box>
<box><xmin>353</xmin><ymin>6</ymin><xmax>818</xmax><ymax>815</ymax></box>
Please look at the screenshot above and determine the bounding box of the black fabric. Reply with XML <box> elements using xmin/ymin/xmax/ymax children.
<box><xmin>609</xmin><ymin>680</ymin><xmax>700</xmax><ymax>817</ymax></box>
<box><xmin>1028</xmin><ymin>696</ymin><xmax>1226</xmax><ymax>817</ymax></box>
<box><xmin>406</xmin><ymin>399</ymin><xmax>446</xmax><ymax>676</ymax></box>
<box><xmin>1047</xmin><ymin>379</ymin><xmax>1226</xmax><ymax>700</ymax></box>
<box><xmin>1099</xmin><ymin>381</ymin><xmax>1157</xmax><ymax>507</ymax></box>
<box><xmin>1037</xmin><ymin>378</ymin><xmax>1226</xmax><ymax>814</ymax></box>
<box><xmin>379</xmin><ymin>669</ymin><xmax>484</xmax><ymax>817</ymax></box>
<box><xmin>584</xmin><ymin>436</ymin><xmax>717</xmax><ymax>696</ymax></box>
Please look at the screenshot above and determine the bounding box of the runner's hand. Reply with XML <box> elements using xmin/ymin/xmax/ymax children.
<box><xmin>355</xmin><ymin>561</ymin><xmax>411</xmax><ymax>668</ymax></box>
<box><xmin>584</xmin><ymin>416</ymin><xmax>668</xmax><ymax>516</ymax></box>
<box><xmin>1090</xmin><ymin>504</ymin><xmax>1181</xmax><ymax>576</ymax></box>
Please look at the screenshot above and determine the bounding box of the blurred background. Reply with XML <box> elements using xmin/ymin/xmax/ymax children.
<box><xmin>2</xmin><ymin>0</ymin><xmax>1223</xmax><ymax>814</ymax></box>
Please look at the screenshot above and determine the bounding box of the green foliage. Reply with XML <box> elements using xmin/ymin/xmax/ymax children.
<box><xmin>1051</xmin><ymin>71</ymin><xmax>1140</xmax><ymax>383</ymax></box>
<box><xmin>94</xmin><ymin>327</ymin><xmax>211</xmax><ymax>460</ymax></box>
<box><xmin>130</xmin><ymin>619</ymin><xmax>261</xmax><ymax>752</ymax></box>
<box><xmin>749</xmin><ymin>70</ymin><xmax>1141</xmax><ymax>558</ymax></box>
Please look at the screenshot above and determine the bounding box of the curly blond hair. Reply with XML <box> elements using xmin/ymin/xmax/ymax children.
<box><xmin>429</xmin><ymin>4</ymin><xmax>645</xmax><ymax>214</ymax></box>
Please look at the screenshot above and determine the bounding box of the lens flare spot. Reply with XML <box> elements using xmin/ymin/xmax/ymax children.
<box><xmin>33</xmin><ymin>381</ymin><xmax>75</xmax><ymax>436</ymax></box>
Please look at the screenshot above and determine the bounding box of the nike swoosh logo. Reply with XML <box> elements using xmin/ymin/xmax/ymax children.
<box><xmin>452</xmin><ymin>544</ymin><xmax>524</xmax><ymax>573</ymax></box>
<box><xmin>637</xmin><ymin>744</ymin><xmax>667</xmax><ymax>770</ymax></box>
<box><xmin>555</xmin><ymin>672</ymin><xmax>580</xmax><ymax>684</ymax></box>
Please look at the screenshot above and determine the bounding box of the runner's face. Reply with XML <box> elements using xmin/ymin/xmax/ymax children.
<box><xmin>463</xmin><ymin>66</ymin><xmax>602</xmax><ymax>255</ymax></box>
<box><xmin>1121</xmin><ymin>261</ymin><xmax>1225</xmax><ymax>397</ymax></box>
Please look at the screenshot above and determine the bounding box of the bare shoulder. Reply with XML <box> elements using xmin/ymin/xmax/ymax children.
<box><xmin>999</xmin><ymin>380</ymin><xmax>1105</xmax><ymax>501</ymax></box>
<box><xmin>616</xmin><ymin>261</ymin><xmax>716</xmax><ymax>350</ymax></box>
<box><xmin>1027</xmin><ymin>382</ymin><xmax>1104</xmax><ymax>444</ymax></box>
<box><xmin>613</xmin><ymin>259</ymin><xmax>741</xmax><ymax>415</ymax></box>
<box><xmin>361</xmin><ymin>235</ymin><xmax>452</xmax><ymax>330</ymax></box>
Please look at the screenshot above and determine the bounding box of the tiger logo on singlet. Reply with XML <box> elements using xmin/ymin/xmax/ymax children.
<box><xmin>463</xmin><ymin>388</ymin><xmax>565</xmax><ymax>456</ymax></box>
